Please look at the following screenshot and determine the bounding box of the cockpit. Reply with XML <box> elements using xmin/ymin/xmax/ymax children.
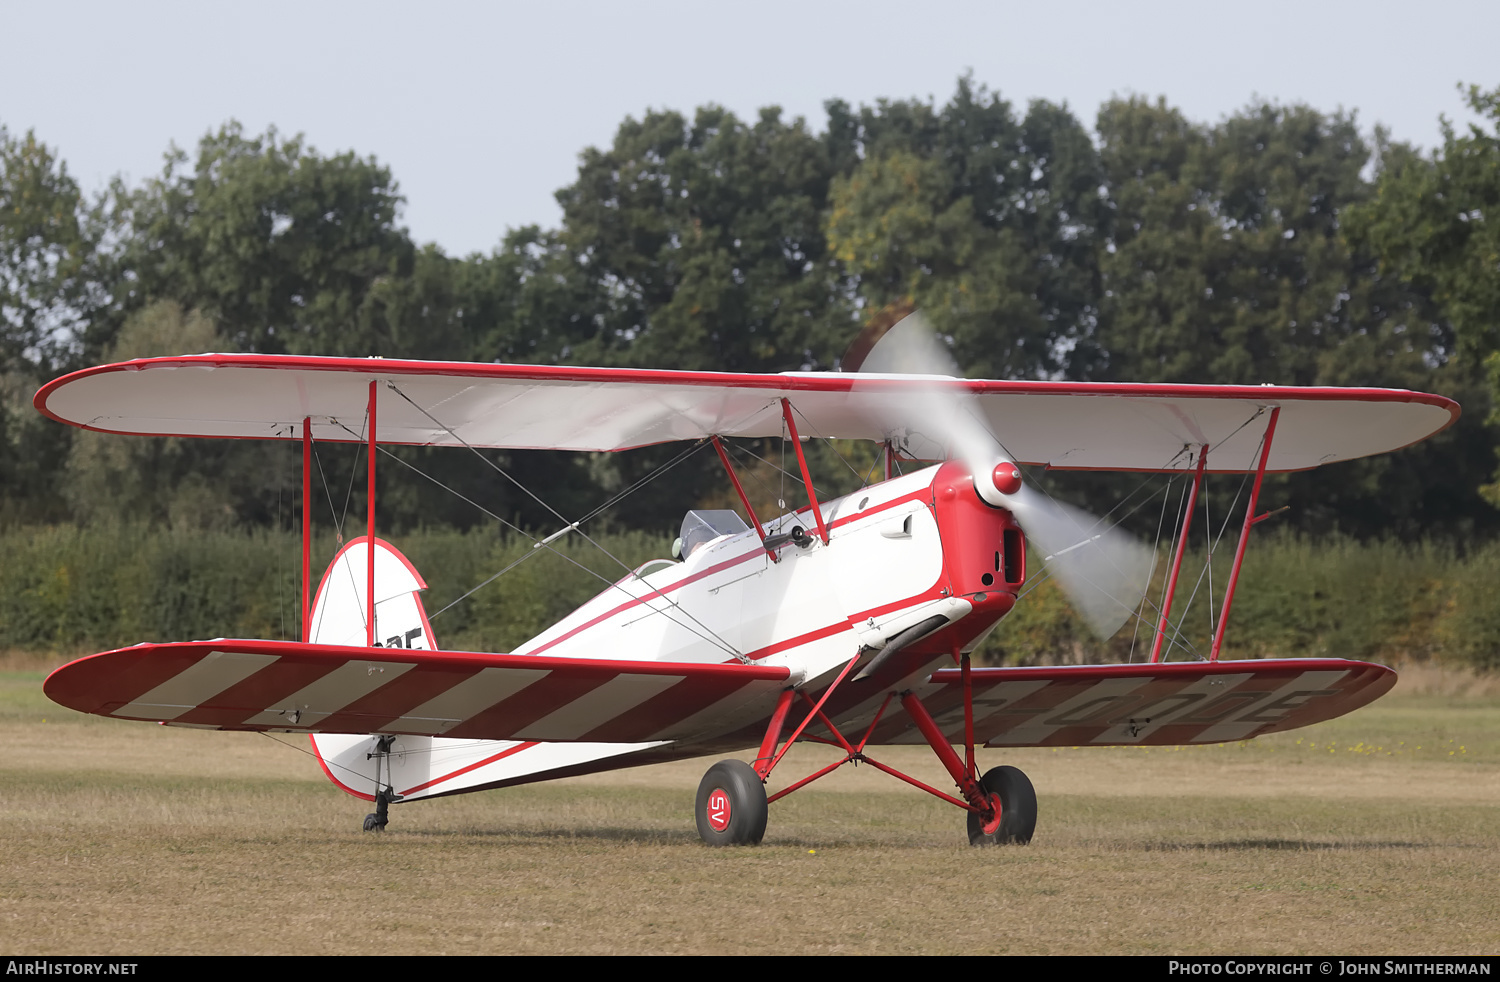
<box><xmin>672</xmin><ymin>509</ymin><xmax>750</xmax><ymax>560</ymax></box>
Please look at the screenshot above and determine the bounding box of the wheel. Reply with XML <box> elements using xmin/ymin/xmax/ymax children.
<box><xmin>695</xmin><ymin>760</ymin><xmax>768</xmax><ymax>846</ymax></box>
<box><xmin>363</xmin><ymin>812</ymin><xmax>384</xmax><ymax>832</ymax></box>
<box><xmin>967</xmin><ymin>765</ymin><xmax>1036</xmax><ymax>846</ymax></box>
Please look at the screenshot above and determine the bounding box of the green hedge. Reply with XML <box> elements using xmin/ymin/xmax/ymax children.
<box><xmin>2</xmin><ymin>526</ymin><xmax>1497</xmax><ymax>671</ymax></box>
<box><xmin>0</xmin><ymin>524</ymin><xmax>669</xmax><ymax>656</ymax></box>
<box><xmin>976</xmin><ymin>535</ymin><xmax>1498</xmax><ymax>669</ymax></box>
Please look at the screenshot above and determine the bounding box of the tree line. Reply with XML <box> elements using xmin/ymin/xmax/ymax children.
<box><xmin>2</xmin><ymin>78</ymin><xmax>1497</xmax><ymax>542</ymax></box>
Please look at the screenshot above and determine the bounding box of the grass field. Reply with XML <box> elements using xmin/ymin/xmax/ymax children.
<box><xmin>2</xmin><ymin>659</ymin><xmax>1497</xmax><ymax>955</ymax></box>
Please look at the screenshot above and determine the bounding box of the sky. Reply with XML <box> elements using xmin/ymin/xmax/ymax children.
<box><xmin>3</xmin><ymin>0</ymin><xmax>1496</xmax><ymax>257</ymax></box>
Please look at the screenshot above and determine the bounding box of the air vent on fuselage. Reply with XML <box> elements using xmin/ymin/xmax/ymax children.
<box><xmin>1003</xmin><ymin>528</ymin><xmax>1025</xmax><ymax>585</ymax></box>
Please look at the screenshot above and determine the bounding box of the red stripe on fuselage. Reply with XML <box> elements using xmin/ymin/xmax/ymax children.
<box><xmin>398</xmin><ymin>741</ymin><xmax>542</xmax><ymax>796</ymax></box>
<box><xmin>523</xmin><ymin>486</ymin><xmax>937</xmax><ymax>663</ymax></box>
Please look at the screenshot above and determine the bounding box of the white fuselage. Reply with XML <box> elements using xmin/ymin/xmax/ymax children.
<box><xmin>311</xmin><ymin>463</ymin><xmax>1001</xmax><ymax>802</ymax></box>
<box><xmin>514</xmin><ymin>466</ymin><xmax>964</xmax><ymax>683</ymax></box>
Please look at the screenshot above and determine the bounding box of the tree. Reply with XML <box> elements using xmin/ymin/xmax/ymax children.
<box><xmin>554</xmin><ymin>105</ymin><xmax>847</xmax><ymax>373</ymax></box>
<box><xmin>109</xmin><ymin>123</ymin><xmax>423</xmax><ymax>359</ymax></box>
<box><xmin>825</xmin><ymin>80</ymin><xmax>1107</xmax><ymax>379</ymax></box>
<box><xmin>1089</xmin><ymin>96</ymin><xmax>1493</xmax><ymax>538</ymax></box>
<box><xmin>1095</xmin><ymin>97</ymin><xmax>1446</xmax><ymax>389</ymax></box>
<box><xmin>63</xmin><ymin>300</ymin><xmax>269</xmax><ymax>528</ymax></box>
<box><xmin>0</xmin><ymin>125</ymin><xmax>115</xmax><ymax>525</ymax></box>
<box><xmin>1346</xmin><ymin>84</ymin><xmax>1500</xmax><ymax>505</ymax></box>
<box><xmin>0</xmin><ymin>125</ymin><xmax>108</xmax><ymax>375</ymax></box>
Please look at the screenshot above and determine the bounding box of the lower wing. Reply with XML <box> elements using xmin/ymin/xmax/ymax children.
<box><xmin>44</xmin><ymin>640</ymin><xmax>790</xmax><ymax>744</ymax></box>
<box><xmin>854</xmin><ymin>658</ymin><xmax>1395</xmax><ymax>747</ymax></box>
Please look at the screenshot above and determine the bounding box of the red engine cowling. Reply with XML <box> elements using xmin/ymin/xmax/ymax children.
<box><xmin>928</xmin><ymin>460</ymin><xmax>1025</xmax><ymax>646</ymax></box>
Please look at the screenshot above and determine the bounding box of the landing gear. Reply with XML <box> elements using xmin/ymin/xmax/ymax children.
<box><xmin>967</xmin><ymin>765</ymin><xmax>1036</xmax><ymax>846</ymax></box>
<box><xmin>695</xmin><ymin>760</ymin><xmax>768</xmax><ymax>846</ymax></box>
<box><xmin>725</xmin><ymin>655</ymin><xmax>1039</xmax><ymax>848</ymax></box>
<box><xmin>363</xmin><ymin>787</ymin><xmax>396</xmax><ymax>832</ymax></box>
<box><xmin>362</xmin><ymin>735</ymin><xmax>402</xmax><ymax>832</ymax></box>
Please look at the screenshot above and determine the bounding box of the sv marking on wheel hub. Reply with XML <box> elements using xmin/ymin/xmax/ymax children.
<box><xmin>706</xmin><ymin>788</ymin><xmax>732</xmax><ymax>832</ymax></box>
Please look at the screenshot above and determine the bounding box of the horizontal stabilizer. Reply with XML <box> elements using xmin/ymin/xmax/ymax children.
<box><xmin>45</xmin><ymin>641</ymin><xmax>790</xmax><ymax>744</ymax></box>
<box><xmin>863</xmin><ymin>658</ymin><xmax>1395</xmax><ymax>747</ymax></box>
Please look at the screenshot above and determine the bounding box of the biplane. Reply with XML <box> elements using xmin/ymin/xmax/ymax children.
<box><xmin>36</xmin><ymin>316</ymin><xmax>1457</xmax><ymax>845</ymax></box>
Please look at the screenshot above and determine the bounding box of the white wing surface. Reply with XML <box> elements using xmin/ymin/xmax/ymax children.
<box><xmin>36</xmin><ymin>355</ymin><xmax>1458</xmax><ymax>472</ymax></box>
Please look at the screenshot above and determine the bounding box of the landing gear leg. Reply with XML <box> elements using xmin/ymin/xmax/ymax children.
<box><xmin>899</xmin><ymin>684</ymin><xmax>1040</xmax><ymax>847</ymax></box>
<box><xmin>362</xmin><ymin>735</ymin><xmax>402</xmax><ymax>832</ymax></box>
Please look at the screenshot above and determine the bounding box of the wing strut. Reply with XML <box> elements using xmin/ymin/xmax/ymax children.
<box><xmin>302</xmin><ymin>417</ymin><xmax>312</xmax><ymax>642</ymax></box>
<box><xmin>711</xmin><ymin>436</ymin><xmax>777</xmax><ymax>562</ymax></box>
<box><xmin>1150</xmin><ymin>444</ymin><xmax>1208</xmax><ymax>663</ymax></box>
<box><xmin>779</xmin><ymin>399</ymin><xmax>829</xmax><ymax>544</ymax></box>
<box><xmin>1210</xmin><ymin>407</ymin><xmax>1280</xmax><ymax>661</ymax></box>
<box><xmin>366</xmin><ymin>380</ymin><xmax>377</xmax><ymax>647</ymax></box>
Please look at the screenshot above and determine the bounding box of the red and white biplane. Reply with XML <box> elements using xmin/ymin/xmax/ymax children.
<box><xmin>36</xmin><ymin>317</ymin><xmax>1457</xmax><ymax>845</ymax></box>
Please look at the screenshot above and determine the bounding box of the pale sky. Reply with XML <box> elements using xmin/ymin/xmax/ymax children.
<box><xmin>4</xmin><ymin>0</ymin><xmax>1496</xmax><ymax>257</ymax></box>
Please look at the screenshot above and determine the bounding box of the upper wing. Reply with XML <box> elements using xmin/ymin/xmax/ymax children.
<box><xmin>36</xmin><ymin>354</ymin><xmax>1456</xmax><ymax>472</ymax></box>
<box><xmin>44</xmin><ymin>641</ymin><xmax>790</xmax><ymax>744</ymax></box>
<box><xmin>853</xmin><ymin>659</ymin><xmax>1395</xmax><ymax>747</ymax></box>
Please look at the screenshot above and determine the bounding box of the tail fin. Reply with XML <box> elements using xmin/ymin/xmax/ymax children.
<box><xmin>307</xmin><ymin>536</ymin><xmax>435</xmax><ymax>650</ymax></box>
<box><xmin>309</xmin><ymin>537</ymin><xmax>439</xmax><ymax>803</ymax></box>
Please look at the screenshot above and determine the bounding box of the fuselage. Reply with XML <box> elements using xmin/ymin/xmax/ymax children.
<box><xmin>517</xmin><ymin>461</ymin><xmax>1024</xmax><ymax>693</ymax></box>
<box><xmin>310</xmin><ymin>460</ymin><xmax>1029</xmax><ymax>800</ymax></box>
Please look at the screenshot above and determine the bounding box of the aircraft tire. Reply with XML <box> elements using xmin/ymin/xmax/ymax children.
<box><xmin>695</xmin><ymin>760</ymin><xmax>768</xmax><ymax>846</ymax></box>
<box><xmin>967</xmin><ymin>765</ymin><xmax>1036</xmax><ymax>846</ymax></box>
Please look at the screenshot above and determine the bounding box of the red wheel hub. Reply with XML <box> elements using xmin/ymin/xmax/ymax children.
<box><xmin>706</xmin><ymin>787</ymin><xmax>732</xmax><ymax>832</ymax></box>
<box><xmin>978</xmin><ymin>791</ymin><xmax>1003</xmax><ymax>836</ymax></box>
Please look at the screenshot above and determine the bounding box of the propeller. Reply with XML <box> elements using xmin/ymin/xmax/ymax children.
<box><xmin>848</xmin><ymin>310</ymin><xmax>1153</xmax><ymax>639</ymax></box>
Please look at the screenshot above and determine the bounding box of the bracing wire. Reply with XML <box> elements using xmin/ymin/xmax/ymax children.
<box><xmin>720</xmin><ymin>440</ymin><xmax>820</xmax><ymax>533</ymax></box>
<box><xmin>1145</xmin><ymin>463</ymin><xmax>1195</xmax><ymax>662</ymax></box>
<box><xmin>1010</xmin><ymin>439</ymin><xmax>1260</xmax><ymax>653</ymax></box>
<box><xmin>372</xmin><ymin>386</ymin><xmax>746</xmax><ymax>660</ymax></box>
<box><xmin>428</xmin><ymin>439</ymin><xmax>712</xmax><ymax>621</ymax></box>
<box><xmin>1127</xmin><ymin>470</ymin><xmax>1180</xmax><ymax>663</ymax></box>
<box><xmin>276</xmin><ymin>485</ymin><xmax>286</xmax><ymax>643</ymax></box>
<box><xmin>328</xmin><ymin>411</ymin><xmax>374</xmax><ymax>637</ymax></box>
<box><xmin>732</xmin><ymin>440</ymin><xmax>829</xmax><ymax>503</ymax></box>
<box><xmin>1156</xmin><ymin>437</ymin><xmax>1262</xmax><ymax>661</ymax></box>
<box><xmin>860</xmin><ymin>448</ymin><xmax>884</xmax><ymax>488</ymax></box>
<box><xmin>375</xmin><ymin>442</ymin><xmax>746</xmax><ymax>662</ymax></box>
<box><xmin>258</xmin><ymin>731</ymin><xmax>532</xmax><ymax>784</ymax></box>
<box><xmin>312</xmin><ymin>444</ymin><xmax>340</xmax><ymax>541</ymax></box>
<box><xmin>787</xmin><ymin>401</ymin><xmax>869</xmax><ymax>487</ymax></box>
<box><xmin>337</xmin><ymin>419</ymin><xmax>365</xmax><ymax>540</ymax></box>
<box><xmin>1012</xmin><ymin>446</ymin><xmax>1189</xmax><ymax>603</ymax></box>
<box><xmin>329</xmin><ymin>416</ymin><xmax>745</xmax><ymax>663</ymax></box>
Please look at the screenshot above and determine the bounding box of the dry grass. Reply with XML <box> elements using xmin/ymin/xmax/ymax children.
<box><xmin>1</xmin><ymin>662</ymin><xmax>1497</xmax><ymax>955</ymax></box>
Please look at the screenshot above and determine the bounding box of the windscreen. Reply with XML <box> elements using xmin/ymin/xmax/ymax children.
<box><xmin>679</xmin><ymin>509</ymin><xmax>749</xmax><ymax>557</ymax></box>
